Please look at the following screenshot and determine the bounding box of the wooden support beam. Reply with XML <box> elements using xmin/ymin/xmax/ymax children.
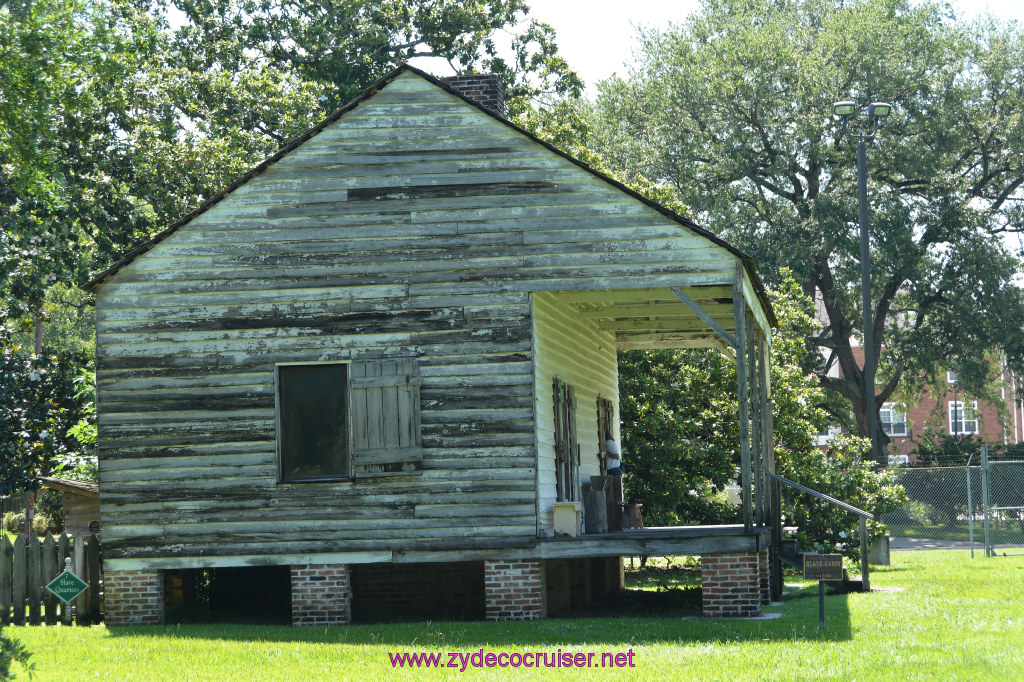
<box><xmin>734</xmin><ymin>283</ymin><xmax>752</xmax><ymax>531</ymax></box>
<box><xmin>615</xmin><ymin>332</ymin><xmax>720</xmax><ymax>350</ymax></box>
<box><xmin>596</xmin><ymin>317</ymin><xmax>732</xmax><ymax>333</ymax></box>
<box><xmin>749</xmin><ymin>324</ymin><xmax>763</xmax><ymax>526</ymax></box>
<box><xmin>758</xmin><ymin>332</ymin><xmax>782</xmax><ymax>601</ymax></box>
<box><xmin>578</xmin><ymin>302</ymin><xmax>733</xmax><ymax>319</ymax></box>
<box><xmin>670</xmin><ymin>286</ymin><xmax>739</xmax><ymax>349</ymax></box>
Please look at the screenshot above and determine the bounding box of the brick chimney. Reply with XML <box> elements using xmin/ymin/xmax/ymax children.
<box><xmin>440</xmin><ymin>74</ymin><xmax>506</xmax><ymax>118</ymax></box>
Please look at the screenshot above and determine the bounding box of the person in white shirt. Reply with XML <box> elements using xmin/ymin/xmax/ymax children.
<box><xmin>605</xmin><ymin>431</ymin><xmax>622</xmax><ymax>476</ymax></box>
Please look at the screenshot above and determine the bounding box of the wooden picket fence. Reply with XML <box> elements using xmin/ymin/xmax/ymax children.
<box><xmin>0</xmin><ymin>533</ymin><xmax>102</xmax><ymax>625</ymax></box>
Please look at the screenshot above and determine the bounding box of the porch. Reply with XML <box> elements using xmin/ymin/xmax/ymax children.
<box><xmin>541</xmin><ymin>268</ymin><xmax>783</xmax><ymax>604</ymax></box>
<box><xmin>536</xmin><ymin>524</ymin><xmax>772</xmax><ymax>559</ymax></box>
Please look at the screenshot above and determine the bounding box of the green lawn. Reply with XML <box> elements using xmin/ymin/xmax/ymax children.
<box><xmin>887</xmin><ymin>521</ymin><xmax>1024</xmax><ymax>545</ymax></box>
<box><xmin>8</xmin><ymin>551</ymin><xmax>1024</xmax><ymax>680</ymax></box>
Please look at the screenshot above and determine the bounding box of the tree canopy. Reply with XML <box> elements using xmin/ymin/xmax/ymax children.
<box><xmin>591</xmin><ymin>0</ymin><xmax>1024</xmax><ymax>461</ymax></box>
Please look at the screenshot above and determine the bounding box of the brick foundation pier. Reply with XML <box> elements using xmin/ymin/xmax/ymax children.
<box><xmin>701</xmin><ymin>549</ymin><xmax>769</xmax><ymax>618</ymax></box>
<box><xmin>290</xmin><ymin>564</ymin><xmax>351</xmax><ymax>626</ymax></box>
<box><xmin>484</xmin><ymin>560</ymin><xmax>546</xmax><ymax>620</ymax></box>
<box><xmin>104</xmin><ymin>570</ymin><xmax>165</xmax><ymax>626</ymax></box>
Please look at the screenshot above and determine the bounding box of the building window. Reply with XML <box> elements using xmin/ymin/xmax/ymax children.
<box><xmin>553</xmin><ymin>378</ymin><xmax>579</xmax><ymax>502</ymax></box>
<box><xmin>277</xmin><ymin>359</ymin><xmax>423</xmax><ymax>482</ymax></box>
<box><xmin>278</xmin><ymin>363</ymin><xmax>351</xmax><ymax>482</ymax></box>
<box><xmin>816</xmin><ymin>425</ymin><xmax>840</xmax><ymax>446</ymax></box>
<box><xmin>880</xmin><ymin>404</ymin><xmax>907</xmax><ymax>437</ymax></box>
<box><xmin>948</xmin><ymin>400</ymin><xmax>978</xmax><ymax>435</ymax></box>
<box><xmin>947</xmin><ymin>371</ymin><xmax>957</xmax><ymax>383</ymax></box>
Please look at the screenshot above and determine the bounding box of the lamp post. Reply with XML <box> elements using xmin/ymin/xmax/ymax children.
<box><xmin>833</xmin><ymin>100</ymin><xmax>892</xmax><ymax>466</ymax></box>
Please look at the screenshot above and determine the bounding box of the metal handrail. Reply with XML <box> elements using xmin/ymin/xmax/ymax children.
<box><xmin>767</xmin><ymin>472</ymin><xmax>876</xmax><ymax>519</ymax></box>
<box><xmin>767</xmin><ymin>471</ymin><xmax>875</xmax><ymax>592</ymax></box>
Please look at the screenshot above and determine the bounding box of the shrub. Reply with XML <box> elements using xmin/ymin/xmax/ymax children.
<box><xmin>883</xmin><ymin>500</ymin><xmax>937</xmax><ymax>527</ymax></box>
<box><xmin>1</xmin><ymin>513</ymin><xmax>24</xmax><ymax>535</ymax></box>
<box><xmin>31</xmin><ymin>514</ymin><xmax>51</xmax><ymax>536</ymax></box>
<box><xmin>35</xmin><ymin>488</ymin><xmax>63</xmax><ymax>530</ymax></box>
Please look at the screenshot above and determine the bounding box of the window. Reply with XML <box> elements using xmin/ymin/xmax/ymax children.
<box><xmin>278</xmin><ymin>363</ymin><xmax>350</xmax><ymax>481</ymax></box>
<box><xmin>948</xmin><ymin>400</ymin><xmax>978</xmax><ymax>435</ymax></box>
<box><xmin>816</xmin><ymin>425</ymin><xmax>840</xmax><ymax>446</ymax></box>
<box><xmin>947</xmin><ymin>371</ymin><xmax>958</xmax><ymax>383</ymax></box>
<box><xmin>277</xmin><ymin>359</ymin><xmax>423</xmax><ymax>482</ymax></box>
<box><xmin>553</xmin><ymin>378</ymin><xmax>579</xmax><ymax>502</ymax></box>
<box><xmin>880</xmin><ymin>404</ymin><xmax>907</xmax><ymax>437</ymax></box>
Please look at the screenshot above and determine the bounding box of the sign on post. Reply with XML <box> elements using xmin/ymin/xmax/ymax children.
<box><xmin>804</xmin><ymin>549</ymin><xmax>843</xmax><ymax>630</ymax></box>
<box><xmin>803</xmin><ymin>553</ymin><xmax>843</xmax><ymax>581</ymax></box>
<box><xmin>45</xmin><ymin>557</ymin><xmax>89</xmax><ymax>604</ymax></box>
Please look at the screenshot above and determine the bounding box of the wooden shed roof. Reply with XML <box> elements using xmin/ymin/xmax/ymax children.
<box><xmin>40</xmin><ymin>477</ymin><xmax>99</xmax><ymax>498</ymax></box>
<box><xmin>87</xmin><ymin>64</ymin><xmax>775</xmax><ymax>328</ymax></box>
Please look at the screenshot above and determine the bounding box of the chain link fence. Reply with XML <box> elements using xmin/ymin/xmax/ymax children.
<box><xmin>882</xmin><ymin>458</ymin><xmax>1024</xmax><ymax>555</ymax></box>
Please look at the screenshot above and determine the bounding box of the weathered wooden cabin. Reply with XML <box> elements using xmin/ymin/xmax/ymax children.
<box><xmin>90</xmin><ymin>66</ymin><xmax>781</xmax><ymax>626</ymax></box>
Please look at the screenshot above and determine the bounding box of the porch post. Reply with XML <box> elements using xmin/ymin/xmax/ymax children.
<box><xmin>758</xmin><ymin>333</ymin><xmax>783</xmax><ymax>601</ymax></box>
<box><xmin>749</xmin><ymin>323</ymin><xmax>763</xmax><ymax>526</ymax></box>
<box><xmin>734</xmin><ymin>283</ymin><xmax>753</xmax><ymax>531</ymax></box>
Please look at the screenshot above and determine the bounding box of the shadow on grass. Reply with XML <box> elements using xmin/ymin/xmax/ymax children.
<box><xmin>102</xmin><ymin>589</ymin><xmax>854</xmax><ymax>647</ymax></box>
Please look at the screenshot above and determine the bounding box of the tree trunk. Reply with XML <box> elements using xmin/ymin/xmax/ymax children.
<box><xmin>34</xmin><ymin>316</ymin><xmax>43</xmax><ymax>355</ymax></box>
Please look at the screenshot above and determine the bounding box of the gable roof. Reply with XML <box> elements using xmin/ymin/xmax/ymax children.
<box><xmin>87</xmin><ymin>64</ymin><xmax>775</xmax><ymax>327</ymax></box>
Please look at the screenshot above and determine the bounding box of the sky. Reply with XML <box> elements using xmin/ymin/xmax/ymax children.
<box><xmin>521</xmin><ymin>0</ymin><xmax>1024</xmax><ymax>93</ymax></box>
<box><xmin>400</xmin><ymin>1</ymin><xmax>1024</xmax><ymax>97</ymax></box>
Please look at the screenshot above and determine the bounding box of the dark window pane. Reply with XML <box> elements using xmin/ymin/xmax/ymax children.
<box><xmin>279</xmin><ymin>364</ymin><xmax>349</xmax><ymax>481</ymax></box>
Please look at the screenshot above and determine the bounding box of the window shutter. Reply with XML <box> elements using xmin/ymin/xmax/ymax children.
<box><xmin>350</xmin><ymin>358</ymin><xmax>423</xmax><ymax>476</ymax></box>
<box><xmin>552</xmin><ymin>378</ymin><xmax>579</xmax><ymax>502</ymax></box>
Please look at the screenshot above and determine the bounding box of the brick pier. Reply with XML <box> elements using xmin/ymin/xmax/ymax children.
<box><xmin>104</xmin><ymin>570</ymin><xmax>165</xmax><ymax>626</ymax></box>
<box><xmin>700</xmin><ymin>550</ymin><xmax>768</xmax><ymax>617</ymax></box>
<box><xmin>483</xmin><ymin>560</ymin><xmax>546</xmax><ymax>620</ymax></box>
<box><xmin>290</xmin><ymin>564</ymin><xmax>351</xmax><ymax>626</ymax></box>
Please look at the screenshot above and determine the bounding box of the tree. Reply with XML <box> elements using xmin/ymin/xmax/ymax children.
<box><xmin>0</xmin><ymin>333</ymin><xmax>90</xmax><ymax>497</ymax></box>
<box><xmin>591</xmin><ymin>0</ymin><xmax>1024</xmax><ymax>463</ymax></box>
<box><xmin>1</xmin><ymin>0</ymin><xmax>331</xmax><ymax>327</ymax></box>
<box><xmin>618</xmin><ymin>272</ymin><xmax>905</xmax><ymax>556</ymax></box>
<box><xmin>159</xmin><ymin>0</ymin><xmax>581</xmax><ymax>117</ymax></box>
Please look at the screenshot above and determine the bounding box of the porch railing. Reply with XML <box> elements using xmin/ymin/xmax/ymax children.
<box><xmin>767</xmin><ymin>472</ymin><xmax>876</xmax><ymax>591</ymax></box>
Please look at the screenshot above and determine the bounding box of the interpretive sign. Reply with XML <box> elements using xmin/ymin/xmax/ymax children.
<box><xmin>45</xmin><ymin>558</ymin><xmax>89</xmax><ymax>604</ymax></box>
<box><xmin>803</xmin><ymin>553</ymin><xmax>843</xmax><ymax>581</ymax></box>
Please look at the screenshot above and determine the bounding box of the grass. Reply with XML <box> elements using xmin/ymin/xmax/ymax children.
<box><xmin>8</xmin><ymin>551</ymin><xmax>1024</xmax><ymax>680</ymax></box>
<box><xmin>887</xmin><ymin>521</ymin><xmax>1024</xmax><ymax>545</ymax></box>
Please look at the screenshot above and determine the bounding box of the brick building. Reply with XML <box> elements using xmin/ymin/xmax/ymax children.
<box><xmin>822</xmin><ymin>347</ymin><xmax>1023</xmax><ymax>463</ymax></box>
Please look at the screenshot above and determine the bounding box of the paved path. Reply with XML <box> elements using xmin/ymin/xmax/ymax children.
<box><xmin>890</xmin><ymin>536</ymin><xmax>1023</xmax><ymax>552</ymax></box>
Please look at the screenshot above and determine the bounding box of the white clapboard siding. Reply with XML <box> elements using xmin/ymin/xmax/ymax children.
<box><xmin>531</xmin><ymin>292</ymin><xmax>619</xmax><ymax>533</ymax></box>
<box><xmin>95</xmin><ymin>68</ymin><xmax>756</xmax><ymax>567</ymax></box>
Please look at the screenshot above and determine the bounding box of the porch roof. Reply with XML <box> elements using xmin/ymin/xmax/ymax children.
<box><xmin>559</xmin><ymin>282</ymin><xmax>772</xmax><ymax>352</ymax></box>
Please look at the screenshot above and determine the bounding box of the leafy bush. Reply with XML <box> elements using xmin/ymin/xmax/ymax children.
<box><xmin>0</xmin><ymin>342</ymin><xmax>92</xmax><ymax>495</ymax></box>
<box><xmin>883</xmin><ymin>500</ymin><xmax>938</xmax><ymax>527</ymax></box>
<box><xmin>617</xmin><ymin>271</ymin><xmax>906</xmax><ymax>559</ymax></box>
<box><xmin>31</xmin><ymin>514</ymin><xmax>51</xmax><ymax>536</ymax></box>
<box><xmin>779</xmin><ymin>435</ymin><xmax>907</xmax><ymax>559</ymax></box>
<box><xmin>36</xmin><ymin>488</ymin><xmax>64</xmax><ymax>530</ymax></box>
<box><xmin>1</xmin><ymin>513</ymin><xmax>24</xmax><ymax>535</ymax></box>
